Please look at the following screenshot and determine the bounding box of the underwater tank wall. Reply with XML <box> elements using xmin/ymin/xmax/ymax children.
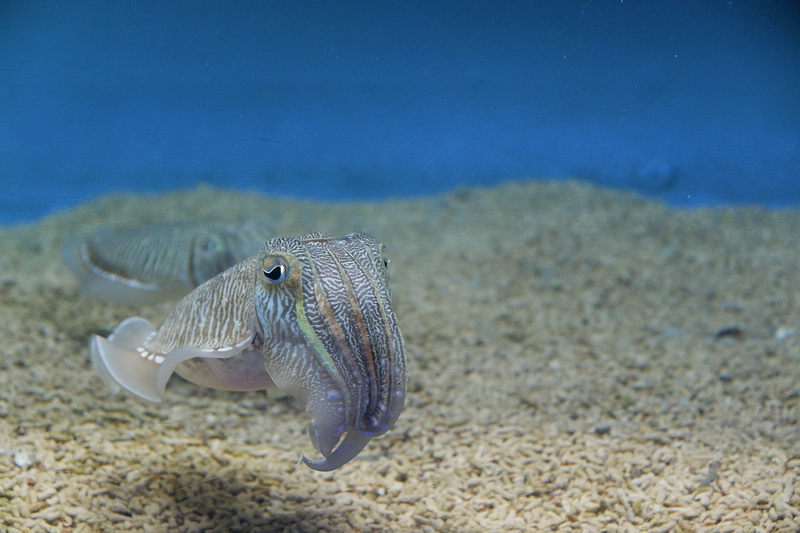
<box><xmin>0</xmin><ymin>1</ymin><xmax>798</xmax><ymax>223</ymax></box>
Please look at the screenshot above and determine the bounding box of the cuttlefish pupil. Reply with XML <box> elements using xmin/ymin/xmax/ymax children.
<box><xmin>89</xmin><ymin>231</ymin><xmax>407</xmax><ymax>471</ymax></box>
<box><xmin>262</xmin><ymin>259</ymin><xmax>288</xmax><ymax>283</ymax></box>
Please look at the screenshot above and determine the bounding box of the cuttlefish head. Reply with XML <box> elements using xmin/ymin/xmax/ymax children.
<box><xmin>253</xmin><ymin>232</ymin><xmax>407</xmax><ymax>471</ymax></box>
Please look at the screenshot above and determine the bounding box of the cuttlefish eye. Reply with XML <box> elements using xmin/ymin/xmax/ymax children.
<box><xmin>262</xmin><ymin>256</ymin><xmax>290</xmax><ymax>283</ymax></box>
<box><xmin>198</xmin><ymin>234</ymin><xmax>220</xmax><ymax>253</ymax></box>
<box><xmin>379</xmin><ymin>245</ymin><xmax>391</xmax><ymax>283</ymax></box>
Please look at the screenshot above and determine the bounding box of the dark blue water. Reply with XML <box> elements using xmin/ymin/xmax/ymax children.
<box><xmin>2</xmin><ymin>1</ymin><xmax>798</xmax><ymax>223</ymax></box>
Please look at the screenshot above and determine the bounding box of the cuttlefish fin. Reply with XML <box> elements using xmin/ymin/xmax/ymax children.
<box><xmin>90</xmin><ymin>317</ymin><xmax>243</xmax><ymax>403</ymax></box>
<box><xmin>90</xmin><ymin>317</ymin><xmax>162</xmax><ymax>402</ymax></box>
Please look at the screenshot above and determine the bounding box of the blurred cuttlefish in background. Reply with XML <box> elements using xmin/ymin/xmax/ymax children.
<box><xmin>61</xmin><ymin>221</ymin><xmax>268</xmax><ymax>305</ymax></box>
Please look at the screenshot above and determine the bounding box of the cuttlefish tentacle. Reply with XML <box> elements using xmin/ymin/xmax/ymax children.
<box><xmin>301</xmin><ymin>429</ymin><xmax>374</xmax><ymax>472</ymax></box>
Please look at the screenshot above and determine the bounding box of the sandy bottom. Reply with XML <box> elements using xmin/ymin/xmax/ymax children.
<box><xmin>0</xmin><ymin>181</ymin><xmax>798</xmax><ymax>532</ymax></box>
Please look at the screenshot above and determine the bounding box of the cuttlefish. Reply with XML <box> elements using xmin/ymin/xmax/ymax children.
<box><xmin>90</xmin><ymin>232</ymin><xmax>407</xmax><ymax>471</ymax></box>
<box><xmin>62</xmin><ymin>221</ymin><xmax>268</xmax><ymax>304</ymax></box>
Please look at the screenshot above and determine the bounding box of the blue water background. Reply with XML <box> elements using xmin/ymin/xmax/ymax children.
<box><xmin>1</xmin><ymin>1</ymin><xmax>798</xmax><ymax>224</ymax></box>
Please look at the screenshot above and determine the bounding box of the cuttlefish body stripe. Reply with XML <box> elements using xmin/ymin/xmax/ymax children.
<box><xmin>343</xmin><ymin>240</ymin><xmax>401</xmax><ymax>432</ymax></box>
<box><xmin>328</xmin><ymin>245</ymin><xmax>381</xmax><ymax>425</ymax></box>
<box><xmin>321</xmin><ymin>244</ymin><xmax>383</xmax><ymax>429</ymax></box>
<box><xmin>293</xmin><ymin>284</ymin><xmax>350</xmax><ymax>415</ymax></box>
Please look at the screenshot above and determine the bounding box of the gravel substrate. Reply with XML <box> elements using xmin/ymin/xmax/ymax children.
<box><xmin>1</xmin><ymin>180</ymin><xmax>798</xmax><ymax>532</ymax></box>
